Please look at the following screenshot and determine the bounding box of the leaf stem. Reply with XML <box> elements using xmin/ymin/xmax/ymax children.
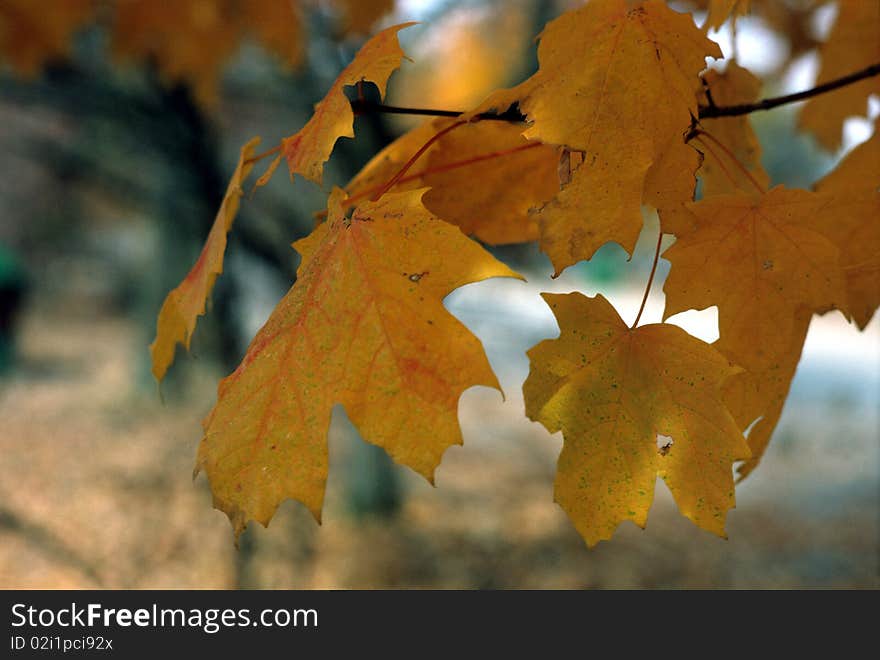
<box><xmin>632</xmin><ymin>229</ymin><xmax>664</xmax><ymax>329</ymax></box>
<box><xmin>694</xmin><ymin>128</ymin><xmax>766</xmax><ymax>194</ymax></box>
<box><xmin>243</xmin><ymin>144</ymin><xmax>281</xmax><ymax>165</ymax></box>
<box><xmin>691</xmin><ymin>135</ymin><xmax>739</xmax><ymax>188</ymax></box>
<box><xmin>351</xmin><ymin>99</ymin><xmax>528</xmax><ymax>123</ymax></box>
<box><xmin>344</xmin><ymin>142</ymin><xmax>542</xmax><ymax>207</ymax></box>
<box><xmin>370</xmin><ymin>120</ymin><xmax>468</xmax><ymax>201</ymax></box>
<box><xmin>352</xmin><ymin>99</ymin><xmax>465</xmax><ymax>119</ymax></box>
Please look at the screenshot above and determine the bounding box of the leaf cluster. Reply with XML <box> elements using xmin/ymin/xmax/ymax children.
<box><xmin>21</xmin><ymin>0</ymin><xmax>876</xmax><ymax>547</ymax></box>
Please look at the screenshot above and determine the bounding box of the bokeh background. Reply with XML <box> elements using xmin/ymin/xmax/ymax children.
<box><xmin>0</xmin><ymin>0</ymin><xmax>877</xmax><ymax>589</ymax></box>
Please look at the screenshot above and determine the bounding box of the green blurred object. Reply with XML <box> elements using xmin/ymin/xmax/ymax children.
<box><xmin>0</xmin><ymin>243</ymin><xmax>28</xmax><ymax>374</ymax></box>
<box><xmin>347</xmin><ymin>440</ymin><xmax>402</xmax><ymax>519</ymax></box>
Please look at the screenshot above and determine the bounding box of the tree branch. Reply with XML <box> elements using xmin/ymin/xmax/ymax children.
<box><xmin>697</xmin><ymin>62</ymin><xmax>880</xmax><ymax>119</ymax></box>
<box><xmin>351</xmin><ymin>63</ymin><xmax>880</xmax><ymax>123</ymax></box>
<box><xmin>350</xmin><ymin>98</ymin><xmax>527</xmax><ymax>123</ymax></box>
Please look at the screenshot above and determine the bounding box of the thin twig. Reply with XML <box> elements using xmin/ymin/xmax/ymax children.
<box><xmin>632</xmin><ymin>230</ymin><xmax>664</xmax><ymax>329</ymax></box>
<box><xmin>344</xmin><ymin>142</ymin><xmax>541</xmax><ymax>207</ymax></box>
<box><xmin>694</xmin><ymin>129</ymin><xmax>766</xmax><ymax>194</ymax></box>
<box><xmin>244</xmin><ymin>144</ymin><xmax>281</xmax><ymax>165</ymax></box>
<box><xmin>698</xmin><ymin>62</ymin><xmax>880</xmax><ymax>119</ymax></box>
<box><xmin>370</xmin><ymin>120</ymin><xmax>467</xmax><ymax>201</ymax></box>
<box><xmin>691</xmin><ymin>136</ymin><xmax>740</xmax><ymax>189</ymax></box>
<box><xmin>350</xmin><ymin>99</ymin><xmax>527</xmax><ymax>122</ymax></box>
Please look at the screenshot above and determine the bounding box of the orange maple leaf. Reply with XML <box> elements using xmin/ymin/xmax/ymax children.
<box><xmin>347</xmin><ymin>119</ymin><xmax>560</xmax><ymax>245</ymax></box>
<box><xmin>197</xmin><ymin>188</ymin><xmax>521</xmax><ymax>538</ymax></box>
<box><xmin>254</xmin><ymin>23</ymin><xmax>415</xmax><ymax>188</ymax></box>
<box><xmin>150</xmin><ymin>137</ymin><xmax>260</xmax><ymax>383</ymax></box>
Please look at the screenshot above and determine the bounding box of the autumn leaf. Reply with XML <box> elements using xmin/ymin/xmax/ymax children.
<box><xmin>0</xmin><ymin>0</ymin><xmax>93</xmax><ymax>75</ymax></box>
<box><xmin>112</xmin><ymin>0</ymin><xmax>241</xmax><ymax>105</ymax></box>
<box><xmin>389</xmin><ymin>6</ymin><xmax>534</xmax><ymax>118</ymax></box>
<box><xmin>243</xmin><ymin>0</ymin><xmax>305</xmax><ymax>70</ymax></box>
<box><xmin>702</xmin><ymin>0</ymin><xmax>750</xmax><ymax>31</ymax></box>
<box><xmin>344</xmin><ymin>119</ymin><xmax>447</xmax><ymax>198</ymax></box>
<box><xmin>697</xmin><ymin>63</ymin><xmax>770</xmax><ymax>196</ymax></box>
<box><xmin>722</xmin><ymin>308</ymin><xmax>811</xmax><ymax>481</ymax></box>
<box><xmin>111</xmin><ymin>0</ymin><xmax>304</xmax><ymax>105</ymax></box>
<box><xmin>150</xmin><ymin>137</ymin><xmax>260</xmax><ymax>383</ymax></box>
<box><xmin>663</xmin><ymin>186</ymin><xmax>846</xmax><ymax>375</ymax></box>
<box><xmin>501</xmin><ymin>0</ymin><xmax>720</xmax><ymax>274</ymax></box>
<box><xmin>799</xmin><ymin>0</ymin><xmax>880</xmax><ymax>151</ymax></box>
<box><xmin>814</xmin><ymin>123</ymin><xmax>880</xmax><ymax>329</ymax></box>
<box><xmin>422</xmin><ymin>122</ymin><xmax>559</xmax><ymax>244</ymax></box>
<box><xmin>345</xmin><ymin>119</ymin><xmax>559</xmax><ymax>244</ymax></box>
<box><xmin>197</xmin><ymin>188</ymin><xmax>521</xmax><ymax>537</ymax></box>
<box><xmin>524</xmin><ymin>292</ymin><xmax>749</xmax><ymax>546</ymax></box>
<box><xmin>753</xmin><ymin>0</ymin><xmax>821</xmax><ymax>69</ymax></box>
<box><xmin>661</xmin><ymin>186</ymin><xmax>851</xmax><ymax>479</ymax></box>
<box><xmin>267</xmin><ymin>23</ymin><xmax>415</xmax><ymax>186</ymax></box>
<box><xmin>643</xmin><ymin>136</ymin><xmax>703</xmax><ymax>236</ymax></box>
<box><xmin>332</xmin><ymin>0</ymin><xmax>395</xmax><ymax>36</ymax></box>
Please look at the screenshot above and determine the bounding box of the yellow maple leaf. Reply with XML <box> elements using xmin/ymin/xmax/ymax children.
<box><xmin>663</xmin><ymin>186</ymin><xmax>846</xmax><ymax>375</ymax></box>
<box><xmin>799</xmin><ymin>0</ymin><xmax>880</xmax><ymax>151</ymax></box>
<box><xmin>505</xmin><ymin>0</ymin><xmax>721</xmax><ymax>273</ymax></box>
<box><xmin>197</xmin><ymin>188</ymin><xmax>521</xmax><ymax>537</ymax></box>
<box><xmin>271</xmin><ymin>22</ymin><xmax>415</xmax><ymax>186</ymax></box>
<box><xmin>643</xmin><ymin>136</ymin><xmax>704</xmax><ymax>236</ymax></box>
<box><xmin>697</xmin><ymin>63</ymin><xmax>770</xmax><ymax>196</ymax></box>
<box><xmin>524</xmin><ymin>292</ymin><xmax>749</xmax><ymax>547</ymax></box>
<box><xmin>722</xmin><ymin>308</ymin><xmax>811</xmax><ymax>481</ymax></box>
<box><xmin>814</xmin><ymin>124</ymin><xmax>880</xmax><ymax>329</ymax></box>
<box><xmin>150</xmin><ymin>137</ymin><xmax>260</xmax><ymax>383</ymax></box>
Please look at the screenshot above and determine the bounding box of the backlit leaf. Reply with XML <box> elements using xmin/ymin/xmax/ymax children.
<box><xmin>524</xmin><ymin>292</ymin><xmax>749</xmax><ymax>546</ymax></box>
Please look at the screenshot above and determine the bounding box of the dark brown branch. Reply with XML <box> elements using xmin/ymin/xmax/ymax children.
<box><xmin>350</xmin><ymin>98</ymin><xmax>527</xmax><ymax>122</ymax></box>
<box><xmin>352</xmin><ymin>63</ymin><xmax>880</xmax><ymax>123</ymax></box>
<box><xmin>698</xmin><ymin>62</ymin><xmax>880</xmax><ymax>119</ymax></box>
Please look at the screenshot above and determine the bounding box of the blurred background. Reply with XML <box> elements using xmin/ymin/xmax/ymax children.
<box><xmin>0</xmin><ymin>0</ymin><xmax>876</xmax><ymax>589</ymax></box>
